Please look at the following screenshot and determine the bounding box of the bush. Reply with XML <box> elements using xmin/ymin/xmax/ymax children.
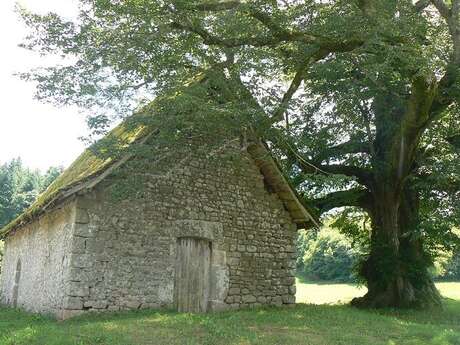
<box><xmin>443</xmin><ymin>253</ymin><xmax>460</xmax><ymax>280</ymax></box>
<box><xmin>433</xmin><ymin>251</ymin><xmax>460</xmax><ymax>281</ymax></box>
<box><xmin>297</xmin><ymin>228</ymin><xmax>359</xmax><ymax>283</ymax></box>
<box><xmin>296</xmin><ymin>230</ymin><xmax>316</xmax><ymax>269</ymax></box>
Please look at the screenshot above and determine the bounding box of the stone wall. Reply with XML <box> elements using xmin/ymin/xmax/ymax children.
<box><xmin>0</xmin><ymin>201</ymin><xmax>75</xmax><ymax>316</ymax></box>
<box><xmin>63</xmin><ymin>148</ymin><xmax>297</xmax><ymax>315</ymax></box>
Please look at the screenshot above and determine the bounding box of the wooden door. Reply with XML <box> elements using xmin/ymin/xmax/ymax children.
<box><xmin>175</xmin><ymin>237</ymin><xmax>211</xmax><ymax>313</ymax></box>
<box><xmin>12</xmin><ymin>259</ymin><xmax>21</xmax><ymax>307</ymax></box>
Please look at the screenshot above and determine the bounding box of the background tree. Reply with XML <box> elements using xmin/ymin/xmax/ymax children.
<box><xmin>0</xmin><ymin>159</ymin><xmax>62</xmax><ymax>273</ymax></box>
<box><xmin>0</xmin><ymin>159</ymin><xmax>63</xmax><ymax>228</ymax></box>
<box><xmin>297</xmin><ymin>227</ymin><xmax>360</xmax><ymax>283</ymax></box>
<box><xmin>17</xmin><ymin>0</ymin><xmax>460</xmax><ymax>308</ymax></box>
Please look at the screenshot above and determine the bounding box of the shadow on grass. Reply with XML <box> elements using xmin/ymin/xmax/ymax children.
<box><xmin>372</xmin><ymin>298</ymin><xmax>460</xmax><ymax>327</ymax></box>
<box><xmin>1</xmin><ymin>300</ymin><xmax>460</xmax><ymax>345</ymax></box>
<box><xmin>296</xmin><ymin>275</ymin><xmax>363</xmax><ymax>287</ymax></box>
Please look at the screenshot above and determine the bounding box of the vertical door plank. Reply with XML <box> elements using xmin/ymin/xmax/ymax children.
<box><xmin>175</xmin><ymin>238</ymin><xmax>211</xmax><ymax>312</ymax></box>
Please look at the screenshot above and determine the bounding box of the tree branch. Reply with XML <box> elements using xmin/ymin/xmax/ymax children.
<box><xmin>316</xmin><ymin>164</ymin><xmax>374</xmax><ymax>185</ymax></box>
<box><xmin>187</xmin><ymin>1</ymin><xmax>318</xmax><ymax>43</ymax></box>
<box><xmin>170</xmin><ymin>21</ymin><xmax>280</xmax><ymax>47</ymax></box>
<box><xmin>357</xmin><ymin>103</ymin><xmax>377</xmax><ymax>158</ymax></box>
<box><xmin>269</xmin><ymin>61</ymin><xmax>310</xmax><ymax>125</ymax></box>
<box><xmin>276</xmin><ymin>135</ymin><xmax>373</xmax><ymax>186</ymax></box>
<box><xmin>246</xmin><ymin>7</ymin><xmax>318</xmax><ymax>44</ymax></box>
<box><xmin>293</xmin><ymin>152</ymin><xmax>373</xmax><ymax>187</ymax></box>
<box><xmin>192</xmin><ymin>1</ymin><xmax>241</xmax><ymax>11</ymax></box>
<box><xmin>312</xmin><ymin>138</ymin><xmax>371</xmax><ymax>164</ymax></box>
<box><xmin>358</xmin><ymin>0</ymin><xmax>377</xmax><ymax>17</ymax></box>
<box><xmin>173</xmin><ymin>3</ymin><xmax>365</xmax><ymax>50</ymax></box>
<box><xmin>269</xmin><ymin>42</ymin><xmax>362</xmax><ymax>125</ymax></box>
<box><xmin>170</xmin><ymin>2</ymin><xmax>365</xmax><ymax>127</ymax></box>
<box><xmin>426</xmin><ymin>80</ymin><xmax>454</xmax><ymax>126</ymax></box>
<box><xmin>447</xmin><ymin>134</ymin><xmax>460</xmax><ymax>150</ymax></box>
<box><xmin>430</xmin><ymin>0</ymin><xmax>451</xmax><ymax>19</ymax></box>
<box><xmin>450</xmin><ymin>0</ymin><xmax>460</xmax><ymax>63</ymax></box>
<box><xmin>420</xmin><ymin>1</ymin><xmax>460</xmax><ymax>126</ymax></box>
<box><xmin>415</xmin><ymin>0</ymin><xmax>431</xmax><ymax>12</ymax></box>
<box><xmin>308</xmin><ymin>188</ymin><xmax>371</xmax><ymax>215</ymax></box>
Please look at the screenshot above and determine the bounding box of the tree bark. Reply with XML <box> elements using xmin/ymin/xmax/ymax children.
<box><xmin>352</xmin><ymin>185</ymin><xmax>442</xmax><ymax>308</ymax></box>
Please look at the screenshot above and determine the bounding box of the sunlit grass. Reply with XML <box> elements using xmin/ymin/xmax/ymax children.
<box><xmin>0</xmin><ymin>281</ymin><xmax>459</xmax><ymax>345</ymax></box>
<box><xmin>436</xmin><ymin>282</ymin><xmax>460</xmax><ymax>300</ymax></box>
<box><xmin>296</xmin><ymin>278</ymin><xmax>459</xmax><ymax>305</ymax></box>
<box><xmin>295</xmin><ymin>277</ymin><xmax>366</xmax><ymax>304</ymax></box>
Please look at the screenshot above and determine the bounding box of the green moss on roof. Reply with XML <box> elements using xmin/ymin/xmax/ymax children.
<box><xmin>0</xmin><ymin>69</ymin><xmax>315</xmax><ymax>237</ymax></box>
<box><xmin>0</xmin><ymin>117</ymin><xmax>152</xmax><ymax>238</ymax></box>
<box><xmin>0</xmin><ymin>72</ymin><xmax>214</xmax><ymax>238</ymax></box>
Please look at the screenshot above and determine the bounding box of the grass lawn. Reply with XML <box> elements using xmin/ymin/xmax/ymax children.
<box><xmin>1</xmin><ymin>282</ymin><xmax>459</xmax><ymax>345</ymax></box>
<box><xmin>295</xmin><ymin>279</ymin><xmax>460</xmax><ymax>305</ymax></box>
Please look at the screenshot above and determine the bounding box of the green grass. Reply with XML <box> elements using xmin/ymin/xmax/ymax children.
<box><xmin>295</xmin><ymin>277</ymin><xmax>367</xmax><ymax>305</ymax></box>
<box><xmin>296</xmin><ymin>279</ymin><xmax>460</xmax><ymax>305</ymax></box>
<box><xmin>1</xmin><ymin>282</ymin><xmax>459</xmax><ymax>345</ymax></box>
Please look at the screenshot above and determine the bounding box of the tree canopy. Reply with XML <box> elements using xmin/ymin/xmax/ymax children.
<box><xmin>17</xmin><ymin>0</ymin><xmax>460</xmax><ymax>308</ymax></box>
<box><xmin>0</xmin><ymin>159</ymin><xmax>62</xmax><ymax>273</ymax></box>
<box><xmin>0</xmin><ymin>159</ymin><xmax>62</xmax><ymax>228</ymax></box>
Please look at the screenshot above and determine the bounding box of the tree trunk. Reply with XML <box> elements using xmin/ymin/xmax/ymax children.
<box><xmin>352</xmin><ymin>185</ymin><xmax>442</xmax><ymax>309</ymax></box>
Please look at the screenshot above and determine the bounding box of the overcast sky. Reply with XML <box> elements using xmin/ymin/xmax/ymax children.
<box><xmin>0</xmin><ymin>0</ymin><xmax>87</xmax><ymax>171</ymax></box>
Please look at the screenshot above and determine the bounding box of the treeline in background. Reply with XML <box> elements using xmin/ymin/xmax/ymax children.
<box><xmin>0</xmin><ymin>159</ymin><xmax>62</xmax><ymax>272</ymax></box>
<box><xmin>296</xmin><ymin>226</ymin><xmax>460</xmax><ymax>283</ymax></box>
<box><xmin>0</xmin><ymin>158</ymin><xmax>458</xmax><ymax>283</ymax></box>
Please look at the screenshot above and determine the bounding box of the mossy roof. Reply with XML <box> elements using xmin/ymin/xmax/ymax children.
<box><xmin>0</xmin><ymin>116</ymin><xmax>153</xmax><ymax>238</ymax></box>
<box><xmin>0</xmin><ymin>72</ymin><xmax>317</xmax><ymax>238</ymax></box>
<box><xmin>0</xmin><ymin>72</ymin><xmax>209</xmax><ymax>238</ymax></box>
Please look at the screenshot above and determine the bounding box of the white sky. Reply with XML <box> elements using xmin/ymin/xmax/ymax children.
<box><xmin>0</xmin><ymin>0</ymin><xmax>87</xmax><ymax>171</ymax></box>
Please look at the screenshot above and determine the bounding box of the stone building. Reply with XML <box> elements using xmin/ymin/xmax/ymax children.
<box><xmin>0</xmin><ymin>77</ymin><xmax>315</xmax><ymax>320</ymax></box>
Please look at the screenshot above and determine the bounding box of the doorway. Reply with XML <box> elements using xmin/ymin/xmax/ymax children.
<box><xmin>174</xmin><ymin>237</ymin><xmax>211</xmax><ymax>312</ymax></box>
<box><xmin>12</xmin><ymin>258</ymin><xmax>21</xmax><ymax>307</ymax></box>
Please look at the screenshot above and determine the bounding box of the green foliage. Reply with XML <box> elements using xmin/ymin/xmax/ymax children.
<box><xmin>14</xmin><ymin>0</ymin><xmax>460</xmax><ymax>305</ymax></box>
<box><xmin>443</xmin><ymin>253</ymin><xmax>460</xmax><ymax>280</ymax></box>
<box><xmin>0</xmin><ymin>158</ymin><xmax>62</xmax><ymax>229</ymax></box>
<box><xmin>0</xmin><ymin>158</ymin><xmax>38</xmax><ymax>228</ymax></box>
<box><xmin>432</xmin><ymin>250</ymin><xmax>460</xmax><ymax>281</ymax></box>
<box><xmin>330</xmin><ymin>208</ymin><xmax>371</xmax><ymax>250</ymax></box>
<box><xmin>0</xmin><ymin>159</ymin><xmax>62</xmax><ymax>271</ymax></box>
<box><xmin>1</xmin><ymin>71</ymin><xmax>258</xmax><ymax>237</ymax></box>
<box><xmin>296</xmin><ymin>229</ymin><xmax>317</xmax><ymax>269</ymax></box>
<box><xmin>297</xmin><ymin>227</ymin><xmax>360</xmax><ymax>283</ymax></box>
<box><xmin>0</xmin><ymin>158</ymin><xmax>63</xmax><ymax>270</ymax></box>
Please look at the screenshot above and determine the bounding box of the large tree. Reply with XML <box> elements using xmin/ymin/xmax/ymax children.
<box><xmin>18</xmin><ymin>0</ymin><xmax>460</xmax><ymax>308</ymax></box>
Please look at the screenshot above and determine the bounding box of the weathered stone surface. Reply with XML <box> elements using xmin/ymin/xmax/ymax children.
<box><xmin>68</xmin><ymin>282</ymin><xmax>90</xmax><ymax>297</ymax></box>
<box><xmin>73</xmin><ymin>224</ymin><xmax>93</xmax><ymax>238</ymax></box>
<box><xmin>282</xmin><ymin>295</ymin><xmax>296</xmax><ymax>304</ymax></box>
<box><xmin>228</xmin><ymin>288</ymin><xmax>240</xmax><ymax>296</ymax></box>
<box><xmin>71</xmin><ymin>237</ymin><xmax>86</xmax><ymax>254</ymax></box>
<box><xmin>0</xmin><ymin>146</ymin><xmax>298</xmax><ymax>318</ymax></box>
<box><xmin>257</xmin><ymin>296</ymin><xmax>267</xmax><ymax>303</ymax></box>
<box><xmin>65</xmin><ymin>297</ymin><xmax>83</xmax><ymax>310</ymax></box>
<box><xmin>83</xmin><ymin>300</ymin><xmax>108</xmax><ymax>309</ymax></box>
<box><xmin>75</xmin><ymin>208</ymin><xmax>90</xmax><ymax>224</ymax></box>
<box><xmin>71</xmin><ymin>254</ymin><xmax>92</xmax><ymax>269</ymax></box>
<box><xmin>242</xmin><ymin>295</ymin><xmax>257</xmax><ymax>303</ymax></box>
<box><xmin>0</xmin><ymin>201</ymin><xmax>75</xmax><ymax>315</ymax></box>
<box><xmin>271</xmin><ymin>296</ymin><xmax>283</xmax><ymax>306</ymax></box>
<box><xmin>246</xmin><ymin>245</ymin><xmax>257</xmax><ymax>253</ymax></box>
